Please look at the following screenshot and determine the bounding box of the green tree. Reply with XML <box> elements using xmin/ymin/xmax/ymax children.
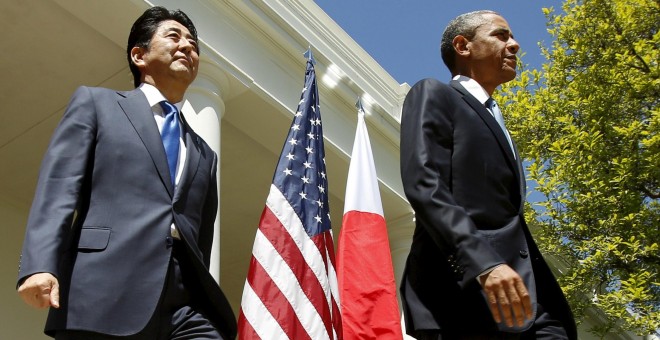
<box><xmin>497</xmin><ymin>0</ymin><xmax>659</xmax><ymax>336</ymax></box>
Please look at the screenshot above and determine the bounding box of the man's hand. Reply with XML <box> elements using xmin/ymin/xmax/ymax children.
<box><xmin>17</xmin><ymin>273</ymin><xmax>60</xmax><ymax>309</ymax></box>
<box><xmin>479</xmin><ymin>265</ymin><xmax>532</xmax><ymax>327</ymax></box>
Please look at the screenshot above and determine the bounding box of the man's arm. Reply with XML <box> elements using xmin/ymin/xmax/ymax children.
<box><xmin>17</xmin><ymin>86</ymin><xmax>97</xmax><ymax>308</ymax></box>
<box><xmin>400</xmin><ymin>79</ymin><xmax>503</xmax><ymax>284</ymax></box>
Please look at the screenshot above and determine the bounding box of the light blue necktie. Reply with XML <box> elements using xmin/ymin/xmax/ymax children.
<box><xmin>486</xmin><ymin>98</ymin><xmax>515</xmax><ymax>158</ymax></box>
<box><xmin>159</xmin><ymin>101</ymin><xmax>180</xmax><ymax>186</ymax></box>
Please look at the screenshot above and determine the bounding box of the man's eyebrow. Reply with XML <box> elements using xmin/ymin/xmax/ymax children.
<box><xmin>163</xmin><ymin>26</ymin><xmax>195</xmax><ymax>40</ymax></box>
<box><xmin>493</xmin><ymin>27</ymin><xmax>514</xmax><ymax>39</ymax></box>
<box><xmin>164</xmin><ymin>26</ymin><xmax>181</xmax><ymax>34</ymax></box>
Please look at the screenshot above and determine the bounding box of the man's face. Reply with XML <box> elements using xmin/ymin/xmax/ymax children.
<box><xmin>140</xmin><ymin>20</ymin><xmax>199</xmax><ymax>87</ymax></box>
<box><xmin>466</xmin><ymin>14</ymin><xmax>519</xmax><ymax>90</ymax></box>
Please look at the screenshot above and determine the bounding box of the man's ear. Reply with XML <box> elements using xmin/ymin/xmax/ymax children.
<box><xmin>130</xmin><ymin>46</ymin><xmax>146</xmax><ymax>69</ymax></box>
<box><xmin>453</xmin><ymin>35</ymin><xmax>470</xmax><ymax>57</ymax></box>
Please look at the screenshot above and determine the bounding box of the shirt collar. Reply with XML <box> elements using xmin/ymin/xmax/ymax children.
<box><xmin>138</xmin><ymin>83</ymin><xmax>183</xmax><ymax>112</ymax></box>
<box><xmin>453</xmin><ymin>75</ymin><xmax>490</xmax><ymax>106</ymax></box>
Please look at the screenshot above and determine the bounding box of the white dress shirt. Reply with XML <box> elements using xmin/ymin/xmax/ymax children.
<box><xmin>454</xmin><ymin>75</ymin><xmax>515</xmax><ymax>157</ymax></box>
<box><xmin>139</xmin><ymin>83</ymin><xmax>186</xmax><ymax>239</ymax></box>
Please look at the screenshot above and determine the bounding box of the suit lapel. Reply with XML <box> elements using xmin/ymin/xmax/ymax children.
<box><xmin>512</xmin><ymin>140</ymin><xmax>527</xmax><ymax>214</ymax></box>
<box><xmin>450</xmin><ymin>80</ymin><xmax>523</xmax><ymax>195</ymax></box>
<box><xmin>117</xmin><ymin>89</ymin><xmax>175</xmax><ymax>197</ymax></box>
<box><xmin>173</xmin><ymin>114</ymin><xmax>201</xmax><ymax>203</ymax></box>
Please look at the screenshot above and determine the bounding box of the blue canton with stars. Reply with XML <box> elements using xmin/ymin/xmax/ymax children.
<box><xmin>273</xmin><ymin>52</ymin><xmax>331</xmax><ymax>237</ymax></box>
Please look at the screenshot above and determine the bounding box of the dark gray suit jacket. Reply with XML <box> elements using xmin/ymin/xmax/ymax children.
<box><xmin>399</xmin><ymin>78</ymin><xmax>576</xmax><ymax>338</ymax></box>
<box><xmin>18</xmin><ymin>86</ymin><xmax>237</xmax><ymax>338</ymax></box>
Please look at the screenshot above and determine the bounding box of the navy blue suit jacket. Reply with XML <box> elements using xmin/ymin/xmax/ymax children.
<box><xmin>18</xmin><ymin>86</ymin><xmax>237</xmax><ymax>338</ymax></box>
<box><xmin>399</xmin><ymin>78</ymin><xmax>576</xmax><ymax>338</ymax></box>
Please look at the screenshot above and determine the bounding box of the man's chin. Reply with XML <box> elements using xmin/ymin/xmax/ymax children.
<box><xmin>503</xmin><ymin>68</ymin><xmax>517</xmax><ymax>81</ymax></box>
<box><xmin>172</xmin><ymin>65</ymin><xmax>194</xmax><ymax>73</ymax></box>
<box><xmin>172</xmin><ymin>68</ymin><xmax>197</xmax><ymax>81</ymax></box>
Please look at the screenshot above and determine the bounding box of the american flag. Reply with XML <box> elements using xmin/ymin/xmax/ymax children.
<box><xmin>238</xmin><ymin>50</ymin><xmax>343</xmax><ymax>340</ymax></box>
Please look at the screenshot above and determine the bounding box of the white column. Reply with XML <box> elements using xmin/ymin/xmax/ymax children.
<box><xmin>182</xmin><ymin>60</ymin><xmax>230</xmax><ymax>283</ymax></box>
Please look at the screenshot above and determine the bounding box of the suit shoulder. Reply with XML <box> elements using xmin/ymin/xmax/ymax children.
<box><xmin>404</xmin><ymin>78</ymin><xmax>456</xmax><ymax>106</ymax></box>
<box><xmin>70</xmin><ymin>86</ymin><xmax>127</xmax><ymax>100</ymax></box>
<box><xmin>406</xmin><ymin>78</ymin><xmax>454</xmax><ymax>101</ymax></box>
<box><xmin>73</xmin><ymin>85</ymin><xmax>120</xmax><ymax>94</ymax></box>
<box><xmin>410</xmin><ymin>78</ymin><xmax>451</xmax><ymax>92</ymax></box>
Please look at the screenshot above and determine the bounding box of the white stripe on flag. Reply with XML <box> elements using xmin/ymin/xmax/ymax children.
<box><xmin>251</xmin><ymin>229</ymin><xmax>330</xmax><ymax>340</ymax></box>
<box><xmin>324</xmin><ymin>236</ymin><xmax>340</xmax><ymax>309</ymax></box>
<box><xmin>265</xmin><ymin>184</ymin><xmax>332</xmax><ymax>294</ymax></box>
<box><xmin>240</xmin><ymin>280</ymin><xmax>288</xmax><ymax>339</ymax></box>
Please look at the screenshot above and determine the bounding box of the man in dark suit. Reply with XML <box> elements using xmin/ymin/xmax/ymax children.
<box><xmin>399</xmin><ymin>10</ymin><xmax>577</xmax><ymax>339</ymax></box>
<box><xmin>16</xmin><ymin>6</ymin><xmax>236</xmax><ymax>339</ymax></box>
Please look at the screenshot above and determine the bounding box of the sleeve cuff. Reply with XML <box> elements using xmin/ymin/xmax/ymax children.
<box><xmin>477</xmin><ymin>263</ymin><xmax>504</xmax><ymax>287</ymax></box>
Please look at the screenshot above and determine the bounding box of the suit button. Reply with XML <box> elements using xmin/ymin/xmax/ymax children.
<box><xmin>166</xmin><ymin>236</ymin><xmax>174</xmax><ymax>247</ymax></box>
<box><xmin>520</xmin><ymin>250</ymin><xmax>529</xmax><ymax>258</ymax></box>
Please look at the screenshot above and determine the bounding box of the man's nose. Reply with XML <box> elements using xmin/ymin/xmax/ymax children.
<box><xmin>179</xmin><ymin>39</ymin><xmax>195</xmax><ymax>53</ymax></box>
<box><xmin>508</xmin><ymin>38</ymin><xmax>520</xmax><ymax>54</ymax></box>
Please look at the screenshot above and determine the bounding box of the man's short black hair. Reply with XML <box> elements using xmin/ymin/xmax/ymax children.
<box><xmin>126</xmin><ymin>6</ymin><xmax>199</xmax><ymax>88</ymax></box>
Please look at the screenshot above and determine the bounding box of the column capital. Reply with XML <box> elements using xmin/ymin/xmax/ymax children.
<box><xmin>187</xmin><ymin>58</ymin><xmax>231</xmax><ymax>119</ymax></box>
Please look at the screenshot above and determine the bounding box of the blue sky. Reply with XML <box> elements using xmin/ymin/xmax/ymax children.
<box><xmin>314</xmin><ymin>1</ymin><xmax>564</xmax><ymax>86</ymax></box>
<box><xmin>313</xmin><ymin>1</ymin><xmax>567</xmax><ymax>205</ymax></box>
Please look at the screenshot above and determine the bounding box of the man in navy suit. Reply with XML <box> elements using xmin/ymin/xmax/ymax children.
<box><xmin>399</xmin><ymin>10</ymin><xmax>576</xmax><ymax>339</ymax></box>
<box><xmin>17</xmin><ymin>6</ymin><xmax>236</xmax><ymax>339</ymax></box>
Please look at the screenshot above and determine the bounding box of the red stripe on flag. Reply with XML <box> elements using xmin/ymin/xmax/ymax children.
<box><xmin>310</xmin><ymin>231</ymin><xmax>343</xmax><ymax>338</ymax></box>
<box><xmin>245</xmin><ymin>255</ymin><xmax>311</xmax><ymax>340</ymax></box>
<box><xmin>326</xmin><ymin>232</ymin><xmax>338</xmax><ymax>268</ymax></box>
<box><xmin>322</xmin><ymin>231</ymin><xmax>343</xmax><ymax>338</ymax></box>
<box><xmin>237</xmin><ymin>311</ymin><xmax>260</xmax><ymax>340</ymax></box>
<box><xmin>259</xmin><ymin>207</ymin><xmax>333</xmax><ymax>338</ymax></box>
